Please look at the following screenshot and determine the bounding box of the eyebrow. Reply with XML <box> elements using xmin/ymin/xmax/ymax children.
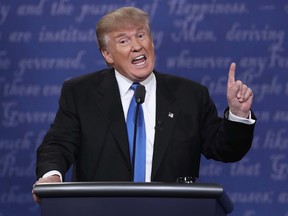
<box><xmin>114</xmin><ymin>32</ymin><xmax>128</xmax><ymax>38</ymax></box>
<box><xmin>112</xmin><ymin>27</ymin><xmax>146</xmax><ymax>38</ymax></box>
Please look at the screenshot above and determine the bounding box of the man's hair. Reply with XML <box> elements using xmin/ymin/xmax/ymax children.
<box><xmin>96</xmin><ymin>7</ymin><xmax>151</xmax><ymax>51</ymax></box>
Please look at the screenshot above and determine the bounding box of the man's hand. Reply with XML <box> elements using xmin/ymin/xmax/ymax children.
<box><xmin>227</xmin><ymin>62</ymin><xmax>254</xmax><ymax>118</ymax></box>
<box><xmin>32</xmin><ymin>175</ymin><xmax>61</xmax><ymax>204</ymax></box>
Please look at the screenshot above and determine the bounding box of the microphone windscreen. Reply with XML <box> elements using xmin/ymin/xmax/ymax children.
<box><xmin>135</xmin><ymin>85</ymin><xmax>146</xmax><ymax>104</ymax></box>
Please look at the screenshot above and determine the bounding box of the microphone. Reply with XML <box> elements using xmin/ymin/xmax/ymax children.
<box><xmin>135</xmin><ymin>85</ymin><xmax>146</xmax><ymax>104</ymax></box>
<box><xmin>155</xmin><ymin>120</ymin><xmax>163</xmax><ymax>131</ymax></box>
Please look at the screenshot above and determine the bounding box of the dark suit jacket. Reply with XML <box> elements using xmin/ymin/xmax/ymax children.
<box><xmin>36</xmin><ymin>68</ymin><xmax>256</xmax><ymax>182</ymax></box>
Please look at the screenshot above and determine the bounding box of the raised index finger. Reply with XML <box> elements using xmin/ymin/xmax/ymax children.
<box><xmin>228</xmin><ymin>62</ymin><xmax>236</xmax><ymax>86</ymax></box>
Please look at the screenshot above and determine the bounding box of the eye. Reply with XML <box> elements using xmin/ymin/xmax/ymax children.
<box><xmin>138</xmin><ymin>32</ymin><xmax>145</xmax><ymax>39</ymax></box>
<box><xmin>117</xmin><ymin>38</ymin><xmax>130</xmax><ymax>46</ymax></box>
<box><xmin>119</xmin><ymin>39</ymin><xmax>128</xmax><ymax>44</ymax></box>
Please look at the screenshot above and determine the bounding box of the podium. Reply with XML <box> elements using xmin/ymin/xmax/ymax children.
<box><xmin>33</xmin><ymin>182</ymin><xmax>234</xmax><ymax>216</ymax></box>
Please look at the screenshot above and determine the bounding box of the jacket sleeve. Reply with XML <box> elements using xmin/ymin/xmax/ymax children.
<box><xmin>36</xmin><ymin>81</ymin><xmax>80</xmax><ymax>179</ymax></box>
<box><xmin>200</xmin><ymin>87</ymin><xmax>256</xmax><ymax>162</ymax></box>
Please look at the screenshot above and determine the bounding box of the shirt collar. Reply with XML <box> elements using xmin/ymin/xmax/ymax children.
<box><xmin>114</xmin><ymin>69</ymin><xmax>156</xmax><ymax>98</ymax></box>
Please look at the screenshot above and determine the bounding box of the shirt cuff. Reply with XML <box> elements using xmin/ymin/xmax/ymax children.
<box><xmin>228</xmin><ymin>110</ymin><xmax>256</xmax><ymax>125</ymax></box>
<box><xmin>42</xmin><ymin>170</ymin><xmax>63</xmax><ymax>182</ymax></box>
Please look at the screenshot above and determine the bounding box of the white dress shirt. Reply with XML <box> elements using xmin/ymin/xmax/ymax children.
<box><xmin>115</xmin><ymin>70</ymin><xmax>156</xmax><ymax>182</ymax></box>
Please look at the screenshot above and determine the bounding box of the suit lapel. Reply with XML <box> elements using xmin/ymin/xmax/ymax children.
<box><xmin>151</xmin><ymin>73</ymin><xmax>178</xmax><ymax>180</ymax></box>
<box><xmin>93</xmin><ymin>69</ymin><xmax>131</xmax><ymax>166</ymax></box>
<box><xmin>91</xmin><ymin>70</ymin><xmax>179</xmax><ymax>179</ymax></box>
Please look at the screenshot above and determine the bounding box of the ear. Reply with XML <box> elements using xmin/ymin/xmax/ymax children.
<box><xmin>101</xmin><ymin>49</ymin><xmax>114</xmax><ymax>65</ymax></box>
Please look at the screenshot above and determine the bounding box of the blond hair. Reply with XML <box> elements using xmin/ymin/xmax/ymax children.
<box><xmin>96</xmin><ymin>7</ymin><xmax>151</xmax><ymax>51</ymax></box>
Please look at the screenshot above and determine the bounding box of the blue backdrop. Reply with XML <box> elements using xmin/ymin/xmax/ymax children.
<box><xmin>1</xmin><ymin>0</ymin><xmax>288</xmax><ymax>215</ymax></box>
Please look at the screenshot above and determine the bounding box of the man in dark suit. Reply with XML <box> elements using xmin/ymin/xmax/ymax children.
<box><xmin>33</xmin><ymin>6</ymin><xmax>256</xmax><ymax>202</ymax></box>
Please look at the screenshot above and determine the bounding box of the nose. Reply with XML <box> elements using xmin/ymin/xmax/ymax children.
<box><xmin>131</xmin><ymin>38</ymin><xmax>142</xmax><ymax>52</ymax></box>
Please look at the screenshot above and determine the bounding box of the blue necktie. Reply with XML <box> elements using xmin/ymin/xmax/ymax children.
<box><xmin>126</xmin><ymin>83</ymin><xmax>146</xmax><ymax>182</ymax></box>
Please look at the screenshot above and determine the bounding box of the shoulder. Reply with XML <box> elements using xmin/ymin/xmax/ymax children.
<box><xmin>64</xmin><ymin>68</ymin><xmax>114</xmax><ymax>88</ymax></box>
<box><xmin>154</xmin><ymin>70</ymin><xmax>208</xmax><ymax>94</ymax></box>
<box><xmin>59</xmin><ymin>68</ymin><xmax>115</xmax><ymax>97</ymax></box>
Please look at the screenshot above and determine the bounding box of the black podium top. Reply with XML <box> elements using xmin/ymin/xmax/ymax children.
<box><xmin>33</xmin><ymin>182</ymin><xmax>233</xmax><ymax>213</ymax></box>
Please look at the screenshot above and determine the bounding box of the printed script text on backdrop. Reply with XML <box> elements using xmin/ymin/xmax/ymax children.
<box><xmin>0</xmin><ymin>0</ymin><xmax>288</xmax><ymax>215</ymax></box>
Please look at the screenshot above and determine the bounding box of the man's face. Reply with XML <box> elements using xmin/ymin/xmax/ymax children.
<box><xmin>101</xmin><ymin>24</ymin><xmax>155</xmax><ymax>82</ymax></box>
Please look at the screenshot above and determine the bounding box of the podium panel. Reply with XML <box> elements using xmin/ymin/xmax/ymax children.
<box><xmin>34</xmin><ymin>182</ymin><xmax>233</xmax><ymax>216</ymax></box>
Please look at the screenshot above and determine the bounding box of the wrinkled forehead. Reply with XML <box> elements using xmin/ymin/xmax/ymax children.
<box><xmin>110</xmin><ymin>24</ymin><xmax>148</xmax><ymax>36</ymax></box>
<box><xmin>107</xmin><ymin>20</ymin><xmax>149</xmax><ymax>34</ymax></box>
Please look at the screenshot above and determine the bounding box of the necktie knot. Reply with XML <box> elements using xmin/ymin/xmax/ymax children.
<box><xmin>130</xmin><ymin>83</ymin><xmax>146</xmax><ymax>105</ymax></box>
<box><xmin>130</xmin><ymin>83</ymin><xmax>140</xmax><ymax>91</ymax></box>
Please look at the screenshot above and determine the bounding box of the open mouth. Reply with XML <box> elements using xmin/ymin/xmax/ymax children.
<box><xmin>132</xmin><ymin>55</ymin><xmax>146</xmax><ymax>66</ymax></box>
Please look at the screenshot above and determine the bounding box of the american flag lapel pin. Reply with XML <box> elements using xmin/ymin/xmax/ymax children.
<box><xmin>168</xmin><ymin>112</ymin><xmax>174</xmax><ymax>118</ymax></box>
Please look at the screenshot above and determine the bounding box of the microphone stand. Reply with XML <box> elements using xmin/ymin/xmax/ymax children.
<box><xmin>131</xmin><ymin>104</ymin><xmax>140</xmax><ymax>179</ymax></box>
